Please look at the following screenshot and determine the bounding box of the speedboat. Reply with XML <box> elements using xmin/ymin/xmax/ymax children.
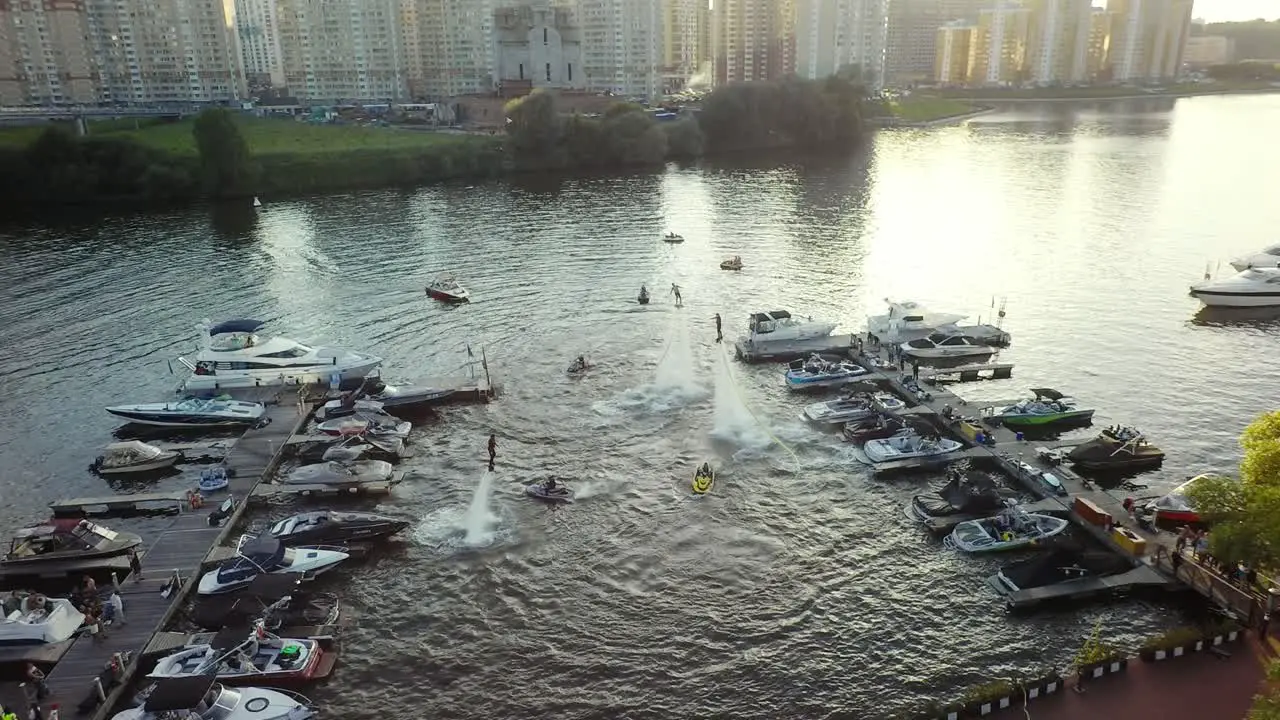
<box><xmin>177</xmin><ymin>319</ymin><xmax>382</xmax><ymax>392</ymax></box>
<box><xmin>900</xmin><ymin>332</ymin><xmax>995</xmax><ymax>361</ymax></box>
<box><xmin>862</xmin><ymin>431</ymin><xmax>964</xmax><ymax>464</ymax></box>
<box><xmin>720</xmin><ymin>256</ymin><xmax>743</xmax><ymax>270</ymax></box>
<box><xmin>988</xmin><ymin>546</ymin><xmax>1132</xmax><ymax>597</ymax></box>
<box><xmin>199</xmin><ymin>467</ymin><xmax>230</xmax><ymax>493</ymax></box>
<box><xmin>148</xmin><ymin>622</ymin><xmax>335</xmax><ymax>684</ymax></box>
<box><xmin>638</xmin><ymin>286</ymin><xmax>650</xmax><ymax>304</ymax></box>
<box><xmin>1189</xmin><ymin>267</ymin><xmax>1280</xmax><ymax>308</ymax></box>
<box><xmin>197</xmin><ymin>537</ymin><xmax>348</xmax><ymax>595</ymax></box>
<box><xmin>742</xmin><ymin>310</ymin><xmax>837</xmax><ymax>345</ymax></box>
<box><xmin>0</xmin><ymin>596</ymin><xmax>85</xmax><ymax>644</ymax></box>
<box><xmin>106</xmin><ymin>396</ymin><xmax>265</xmax><ymax>428</ymax></box>
<box><xmin>802</xmin><ymin>393</ymin><xmax>905</xmax><ymax>426</ymax></box>
<box><xmin>3</xmin><ymin>519</ymin><xmax>142</xmax><ymax>568</ymax></box>
<box><xmin>784</xmin><ymin>355</ymin><xmax>868</xmax><ymax>390</ymax></box>
<box><xmin>267</xmin><ymin>511</ymin><xmax>409</xmax><ymax>546</ymax></box>
<box><xmin>317</xmin><ymin>398</ymin><xmax>385</xmax><ymax>420</ymax></box>
<box><xmin>112</xmin><ymin>675</ymin><xmax>316</xmax><ymax>720</ymax></box>
<box><xmin>981</xmin><ymin>388</ymin><xmax>1095</xmax><ymax>427</ymax></box>
<box><xmin>525</xmin><ymin>481</ymin><xmax>573</xmax><ymax>503</ymax></box>
<box><xmin>299</xmin><ymin>434</ymin><xmax>405</xmax><ymax>463</ymax></box>
<box><xmin>842</xmin><ymin>414</ymin><xmax>910</xmax><ymax>442</ymax></box>
<box><xmin>284</xmin><ymin>460</ymin><xmax>394</xmax><ymax>486</ymax></box>
<box><xmin>316</xmin><ymin>412</ymin><xmax>411</xmax><ymax>440</ymax></box>
<box><xmin>362</xmin><ymin>381</ymin><xmax>454</xmax><ymax>413</ymax></box>
<box><xmin>1066</xmin><ymin>426</ymin><xmax>1164</xmax><ymax>471</ymax></box>
<box><xmin>425</xmin><ymin>274</ymin><xmax>470</xmax><ymax>302</ymax></box>
<box><xmin>907</xmin><ymin>465</ymin><xmax>1016</xmax><ymax>529</ymax></box>
<box><xmin>692</xmin><ymin>463</ymin><xmax>714</xmax><ymax>495</ymax></box>
<box><xmin>662</xmin><ymin>232</ymin><xmax>684</xmax><ymax>243</ymax></box>
<box><xmin>944</xmin><ymin>508</ymin><xmax>1069</xmax><ymax>553</ymax></box>
<box><xmin>190</xmin><ymin>574</ymin><xmax>339</xmax><ymax>632</ymax></box>
<box><xmin>1145</xmin><ymin>474</ymin><xmax>1221</xmax><ymax>524</ymax></box>
<box><xmin>1230</xmin><ymin>244</ymin><xmax>1280</xmax><ymax>272</ymax></box>
<box><xmin>867</xmin><ymin>300</ymin><xmax>967</xmax><ymax>338</ymax></box>
<box><xmin>91</xmin><ymin>441</ymin><xmax>181</xmax><ymax>474</ymax></box>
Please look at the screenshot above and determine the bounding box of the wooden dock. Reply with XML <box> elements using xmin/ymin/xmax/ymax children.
<box><xmin>27</xmin><ymin>393</ymin><xmax>311</xmax><ymax>720</ymax></box>
<box><xmin>1003</xmin><ymin>565</ymin><xmax>1180</xmax><ymax>611</ymax></box>
<box><xmin>921</xmin><ymin>362</ymin><xmax>1014</xmax><ymax>384</ymax></box>
<box><xmin>49</xmin><ymin>491</ymin><xmax>188</xmax><ymax>516</ymax></box>
<box><xmin>733</xmin><ymin>334</ymin><xmax>858</xmax><ymax>363</ymax></box>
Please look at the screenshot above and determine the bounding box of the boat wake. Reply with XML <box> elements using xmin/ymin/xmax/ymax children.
<box><xmin>595</xmin><ymin>381</ymin><xmax>709</xmax><ymax>416</ymax></box>
<box><xmin>412</xmin><ymin>472</ymin><xmax>514</xmax><ymax>552</ymax></box>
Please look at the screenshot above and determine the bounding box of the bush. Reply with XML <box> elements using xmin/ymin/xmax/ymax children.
<box><xmin>962</xmin><ymin>679</ymin><xmax>1017</xmax><ymax>704</ymax></box>
<box><xmin>1140</xmin><ymin>626</ymin><xmax>1206</xmax><ymax>652</ymax></box>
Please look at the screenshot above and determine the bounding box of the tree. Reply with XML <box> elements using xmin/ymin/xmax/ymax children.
<box><xmin>504</xmin><ymin>90</ymin><xmax>562</xmax><ymax>168</ymax></box>
<box><xmin>662</xmin><ymin>117</ymin><xmax>704</xmax><ymax>158</ymax></box>
<box><xmin>193</xmin><ymin>108</ymin><xmax>254</xmax><ymax>197</ymax></box>
<box><xmin>602</xmin><ymin>110</ymin><xmax>667</xmax><ymax>166</ymax></box>
<box><xmin>1187</xmin><ymin>411</ymin><xmax>1280</xmax><ymax>566</ymax></box>
<box><xmin>1241</xmin><ymin>411</ymin><xmax>1280</xmax><ymax>486</ymax></box>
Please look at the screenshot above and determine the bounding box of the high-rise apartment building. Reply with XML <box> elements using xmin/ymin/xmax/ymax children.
<box><xmin>934</xmin><ymin>20</ymin><xmax>973</xmax><ymax>83</ymax></box>
<box><xmin>1023</xmin><ymin>0</ymin><xmax>1091</xmax><ymax>84</ymax></box>
<box><xmin>88</xmin><ymin>0</ymin><xmax>242</xmax><ymax>104</ymax></box>
<box><xmin>662</xmin><ymin>0</ymin><xmax>709</xmax><ymax>89</ymax></box>
<box><xmin>1182</xmin><ymin>35</ymin><xmax>1234</xmax><ymax>67</ymax></box>
<box><xmin>795</xmin><ymin>0</ymin><xmax>889</xmax><ymax>88</ymax></box>
<box><xmin>0</xmin><ymin>0</ymin><xmax>97</xmax><ymax>105</ymax></box>
<box><xmin>966</xmin><ymin>2</ymin><xmax>1031</xmax><ymax>85</ymax></box>
<box><xmin>274</xmin><ymin>0</ymin><xmax>406</xmax><ymax>102</ymax></box>
<box><xmin>1086</xmin><ymin>6</ymin><xmax>1110</xmax><ymax>78</ymax></box>
<box><xmin>570</xmin><ymin>0</ymin><xmax>662</xmax><ymax>99</ymax></box>
<box><xmin>884</xmin><ymin>0</ymin><xmax>990</xmax><ymax>84</ymax></box>
<box><xmin>411</xmin><ymin>0</ymin><xmax>495</xmax><ymax>98</ymax></box>
<box><xmin>235</xmin><ymin>0</ymin><xmax>287</xmax><ymax>91</ymax></box>
<box><xmin>493</xmin><ymin>2</ymin><xmax>583</xmax><ymax>94</ymax></box>
<box><xmin>1103</xmin><ymin>0</ymin><xmax>1192</xmax><ymax>82</ymax></box>
<box><xmin>712</xmin><ymin>0</ymin><xmax>795</xmax><ymax>85</ymax></box>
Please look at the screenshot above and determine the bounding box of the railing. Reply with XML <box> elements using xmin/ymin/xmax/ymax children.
<box><xmin>1154</xmin><ymin>545</ymin><xmax>1265</xmax><ymax>624</ymax></box>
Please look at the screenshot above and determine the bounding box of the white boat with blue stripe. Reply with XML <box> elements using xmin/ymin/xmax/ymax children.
<box><xmin>784</xmin><ymin>354</ymin><xmax>869</xmax><ymax>391</ymax></box>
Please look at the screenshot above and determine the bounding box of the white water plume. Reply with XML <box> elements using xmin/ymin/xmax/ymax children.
<box><xmin>463</xmin><ymin>469</ymin><xmax>497</xmax><ymax>546</ymax></box>
<box><xmin>711</xmin><ymin>349</ymin><xmax>771</xmax><ymax>449</ymax></box>
<box><xmin>655</xmin><ymin>321</ymin><xmax>698</xmax><ymax>395</ymax></box>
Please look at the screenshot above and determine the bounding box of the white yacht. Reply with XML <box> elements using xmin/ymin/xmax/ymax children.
<box><xmin>177</xmin><ymin>319</ymin><xmax>382</xmax><ymax>392</ymax></box>
<box><xmin>112</xmin><ymin>676</ymin><xmax>316</xmax><ymax>720</ymax></box>
<box><xmin>197</xmin><ymin>537</ymin><xmax>348</xmax><ymax>596</ymax></box>
<box><xmin>867</xmin><ymin>300</ymin><xmax>966</xmax><ymax>338</ymax></box>
<box><xmin>742</xmin><ymin>310</ymin><xmax>838</xmax><ymax>345</ymax></box>
<box><xmin>1190</xmin><ymin>267</ymin><xmax>1280</xmax><ymax>308</ymax></box>
<box><xmin>900</xmin><ymin>333</ymin><xmax>996</xmax><ymax>361</ymax></box>
<box><xmin>1230</xmin><ymin>244</ymin><xmax>1280</xmax><ymax>272</ymax></box>
<box><xmin>1</xmin><ymin>596</ymin><xmax>85</xmax><ymax>644</ymax></box>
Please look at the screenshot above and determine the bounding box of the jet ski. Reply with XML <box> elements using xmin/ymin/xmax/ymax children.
<box><xmin>638</xmin><ymin>286</ymin><xmax>650</xmax><ymax>305</ymax></box>
<box><xmin>692</xmin><ymin>463</ymin><xmax>714</xmax><ymax>495</ymax></box>
<box><xmin>525</xmin><ymin>480</ymin><xmax>574</xmax><ymax>503</ymax></box>
<box><xmin>567</xmin><ymin>356</ymin><xmax>591</xmax><ymax>374</ymax></box>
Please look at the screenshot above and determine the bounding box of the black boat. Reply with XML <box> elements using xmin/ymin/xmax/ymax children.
<box><xmin>988</xmin><ymin>546</ymin><xmax>1133</xmax><ymax>596</ymax></box>
<box><xmin>2</xmin><ymin>519</ymin><xmax>143</xmax><ymax>568</ymax></box>
<box><xmin>267</xmin><ymin>511</ymin><xmax>409</xmax><ymax>546</ymax></box>
<box><xmin>907</xmin><ymin>466</ymin><xmax>1018</xmax><ymax>534</ymax></box>
<box><xmin>1066</xmin><ymin>426</ymin><xmax>1165</xmax><ymax>471</ymax></box>
<box><xmin>190</xmin><ymin>573</ymin><xmax>340</xmax><ymax>631</ymax></box>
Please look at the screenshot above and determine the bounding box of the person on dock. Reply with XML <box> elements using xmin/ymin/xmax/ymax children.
<box><xmin>713</xmin><ymin>313</ymin><xmax>722</xmax><ymax>343</ymax></box>
<box><xmin>911</xmin><ymin>359</ymin><xmax>920</xmax><ymax>381</ymax></box>
<box><xmin>671</xmin><ymin>284</ymin><xmax>683</xmax><ymax>307</ymax></box>
<box><xmin>487</xmin><ymin>433</ymin><xmax>497</xmax><ymax>471</ymax></box>
<box><xmin>24</xmin><ymin>663</ymin><xmax>48</xmax><ymax>700</ymax></box>
<box><xmin>128</xmin><ymin>548</ymin><xmax>142</xmax><ymax>583</ymax></box>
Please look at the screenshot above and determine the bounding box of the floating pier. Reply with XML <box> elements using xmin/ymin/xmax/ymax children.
<box><xmin>734</xmin><ymin>334</ymin><xmax>858</xmax><ymax>363</ymax></box>
<box><xmin>921</xmin><ymin>362</ymin><xmax>1014</xmax><ymax>384</ymax></box>
<box><xmin>49</xmin><ymin>491</ymin><xmax>189</xmax><ymax>516</ymax></box>
<box><xmin>249</xmin><ymin>480</ymin><xmax>398</xmax><ymax>501</ymax></box>
<box><xmin>1001</xmin><ymin>565</ymin><xmax>1180</xmax><ymax>611</ymax></box>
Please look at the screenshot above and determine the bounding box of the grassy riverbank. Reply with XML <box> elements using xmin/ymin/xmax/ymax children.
<box><xmin>934</xmin><ymin>80</ymin><xmax>1280</xmax><ymax>101</ymax></box>
<box><xmin>866</xmin><ymin>96</ymin><xmax>984</xmax><ymax>124</ymax></box>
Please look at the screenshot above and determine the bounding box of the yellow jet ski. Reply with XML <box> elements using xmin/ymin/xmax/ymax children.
<box><xmin>692</xmin><ymin>462</ymin><xmax>714</xmax><ymax>495</ymax></box>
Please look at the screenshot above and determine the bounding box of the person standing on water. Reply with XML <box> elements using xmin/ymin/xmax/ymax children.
<box><xmin>487</xmin><ymin>433</ymin><xmax>497</xmax><ymax>471</ymax></box>
<box><xmin>714</xmin><ymin>313</ymin><xmax>722</xmax><ymax>343</ymax></box>
<box><xmin>671</xmin><ymin>284</ymin><xmax>682</xmax><ymax>307</ymax></box>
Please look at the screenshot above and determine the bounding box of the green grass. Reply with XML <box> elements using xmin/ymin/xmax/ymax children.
<box><xmin>883</xmin><ymin>97</ymin><xmax>979</xmax><ymax>122</ymax></box>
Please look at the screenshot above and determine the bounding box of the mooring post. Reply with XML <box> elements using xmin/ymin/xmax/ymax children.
<box><xmin>93</xmin><ymin>676</ymin><xmax>106</xmax><ymax>702</ymax></box>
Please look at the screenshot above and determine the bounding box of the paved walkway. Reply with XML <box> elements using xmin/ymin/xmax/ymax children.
<box><xmin>989</xmin><ymin>648</ymin><xmax>1265</xmax><ymax>720</ymax></box>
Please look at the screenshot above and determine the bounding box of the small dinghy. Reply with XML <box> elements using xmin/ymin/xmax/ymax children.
<box><xmin>0</xmin><ymin>596</ymin><xmax>85</xmax><ymax>644</ymax></box>
<box><xmin>638</xmin><ymin>286</ymin><xmax>650</xmax><ymax>305</ymax></box>
<box><xmin>112</xmin><ymin>675</ymin><xmax>317</xmax><ymax>720</ymax></box>
<box><xmin>720</xmin><ymin>256</ymin><xmax>743</xmax><ymax>271</ymax></box>
<box><xmin>862</xmin><ymin>430</ymin><xmax>964</xmax><ymax>464</ymax></box>
<box><xmin>784</xmin><ymin>354</ymin><xmax>869</xmax><ymax>391</ymax></box>
<box><xmin>525</xmin><ymin>480</ymin><xmax>573</xmax><ymax>504</ymax></box>
<box><xmin>662</xmin><ymin>232</ymin><xmax>684</xmax><ymax>243</ymax></box>
<box><xmin>92</xmin><ymin>441</ymin><xmax>181</xmax><ymax>475</ymax></box>
<box><xmin>692</xmin><ymin>462</ymin><xmax>714</xmax><ymax>495</ymax></box>
<box><xmin>944</xmin><ymin>507</ymin><xmax>1069</xmax><ymax>553</ymax></box>
<box><xmin>199</xmin><ymin>467</ymin><xmax>230</xmax><ymax>493</ymax></box>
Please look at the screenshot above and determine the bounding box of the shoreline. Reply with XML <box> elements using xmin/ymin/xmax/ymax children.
<box><xmin>870</xmin><ymin>105</ymin><xmax>996</xmax><ymax>128</ymax></box>
<box><xmin>939</xmin><ymin>86</ymin><xmax>1280</xmax><ymax>104</ymax></box>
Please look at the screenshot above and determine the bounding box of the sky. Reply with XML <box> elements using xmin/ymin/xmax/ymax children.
<box><xmin>1190</xmin><ymin>0</ymin><xmax>1279</xmax><ymax>23</ymax></box>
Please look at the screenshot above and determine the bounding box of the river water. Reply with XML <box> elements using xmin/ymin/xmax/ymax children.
<box><xmin>2</xmin><ymin>93</ymin><xmax>1279</xmax><ymax>717</ymax></box>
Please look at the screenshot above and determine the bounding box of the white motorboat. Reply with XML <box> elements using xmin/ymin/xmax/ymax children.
<box><xmin>316</xmin><ymin>412</ymin><xmax>411</xmax><ymax>440</ymax></box>
<box><xmin>783</xmin><ymin>355</ymin><xmax>869</xmax><ymax>390</ymax></box>
<box><xmin>317</xmin><ymin>398</ymin><xmax>385</xmax><ymax>420</ymax></box>
<box><xmin>0</xmin><ymin>596</ymin><xmax>85</xmax><ymax>644</ymax></box>
<box><xmin>943</xmin><ymin>508</ymin><xmax>1069</xmax><ymax>553</ymax></box>
<box><xmin>1230</xmin><ymin>244</ymin><xmax>1280</xmax><ymax>272</ymax></box>
<box><xmin>177</xmin><ymin>319</ymin><xmax>382</xmax><ymax>393</ymax></box>
<box><xmin>148</xmin><ymin>622</ymin><xmax>335</xmax><ymax>684</ymax></box>
<box><xmin>801</xmin><ymin>393</ymin><xmax>905</xmax><ymax>425</ymax></box>
<box><xmin>742</xmin><ymin>310</ymin><xmax>838</xmax><ymax>345</ymax></box>
<box><xmin>867</xmin><ymin>300</ymin><xmax>966</xmax><ymax>338</ymax></box>
<box><xmin>899</xmin><ymin>332</ymin><xmax>996</xmax><ymax>361</ymax></box>
<box><xmin>1189</xmin><ymin>267</ymin><xmax>1280</xmax><ymax>308</ymax></box>
<box><xmin>662</xmin><ymin>232</ymin><xmax>685</xmax><ymax>243</ymax></box>
<box><xmin>106</xmin><ymin>396</ymin><xmax>265</xmax><ymax>428</ymax></box>
<box><xmin>113</xmin><ymin>676</ymin><xmax>316</xmax><ymax>720</ymax></box>
<box><xmin>426</xmin><ymin>274</ymin><xmax>470</xmax><ymax>302</ymax></box>
<box><xmin>92</xmin><ymin>441</ymin><xmax>181</xmax><ymax>474</ymax></box>
<box><xmin>862</xmin><ymin>431</ymin><xmax>964</xmax><ymax>463</ymax></box>
<box><xmin>197</xmin><ymin>537</ymin><xmax>348</xmax><ymax>595</ymax></box>
<box><xmin>284</xmin><ymin>460</ymin><xmax>394</xmax><ymax>486</ymax></box>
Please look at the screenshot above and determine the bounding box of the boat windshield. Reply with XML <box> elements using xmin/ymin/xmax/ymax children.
<box><xmin>72</xmin><ymin>521</ymin><xmax>117</xmax><ymax>543</ymax></box>
<box><xmin>281</xmin><ymin>547</ymin><xmax>299</xmax><ymax>564</ymax></box>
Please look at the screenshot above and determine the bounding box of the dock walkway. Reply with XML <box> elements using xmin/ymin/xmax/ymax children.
<box><xmin>27</xmin><ymin>393</ymin><xmax>309</xmax><ymax>720</ymax></box>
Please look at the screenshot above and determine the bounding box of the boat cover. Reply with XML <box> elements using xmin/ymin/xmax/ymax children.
<box><xmin>103</xmin><ymin>441</ymin><xmax>166</xmax><ymax>461</ymax></box>
<box><xmin>1029</xmin><ymin>388</ymin><xmax>1065</xmax><ymax>401</ymax></box>
<box><xmin>208</xmin><ymin>319</ymin><xmax>265</xmax><ymax>336</ymax></box>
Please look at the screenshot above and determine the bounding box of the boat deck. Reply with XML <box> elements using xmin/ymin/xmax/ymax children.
<box><xmin>920</xmin><ymin>362</ymin><xmax>1015</xmax><ymax>384</ymax></box>
<box><xmin>20</xmin><ymin>393</ymin><xmax>311</xmax><ymax>720</ymax></box>
<box><xmin>250</xmin><ymin>481</ymin><xmax>397</xmax><ymax>501</ymax></box>
<box><xmin>733</xmin><ymin>334</ymin><xmax>858</xmax><ymax>363</ymax></box>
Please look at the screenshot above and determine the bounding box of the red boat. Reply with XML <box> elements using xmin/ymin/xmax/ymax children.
<box><xmin>425</xmin><ymin>274</ymin><xmax>470</xmax><ymax>303</ymax></box>
<box><xmin>1147</xmin><ymin>474</ymin><xmax>1219</xmax><ymax>524</ymax></box>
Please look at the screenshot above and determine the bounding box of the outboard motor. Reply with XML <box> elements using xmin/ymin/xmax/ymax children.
<box><xmin>208</xmin><ymin>496</ymin><xmax>236</xmax><ymax>527</ymax></box>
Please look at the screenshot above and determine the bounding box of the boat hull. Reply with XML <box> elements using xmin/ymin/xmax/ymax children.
<box><xmin>902</xmin><ymin>348</ymin><xmax>995</xmax><ymax>361</ymax></box>
<box><xmin>181</xmin><ymin>357</ymin><xmax>383</xmax><ymax>392</ymax></box>
<box><xmin>999</xmin><ymin>410</ymin><xmax>1095</xmax><ymax>427</ymax></box>
<box><xmin>525</xmin><ymin>484</ymin><xmax>573</xmax><ymax>503</ymax></box>
<box><xmin>95</xmin><ymin>453</ymin><xmax>181</xmax><ymax>474</ymax></box>
<box><xmin>105</xmin><ymin>411</ymin><xmax>258</xmax><ymax>428</ymax></box>
<box><xmin>1189</xmin><ymin>289</ymin><xmax>1280</xmax><ymax>308</ymax></box>
<box><xmin>427</xmin><ymin>288</ymin><xmax>469</xmax><ymax>302</ymax></box>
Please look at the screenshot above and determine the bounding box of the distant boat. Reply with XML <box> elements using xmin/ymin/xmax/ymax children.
<box><xmin>253</xmin><ymin>196</ymin><xmax>262</xmax><ymax>208</ymax></box>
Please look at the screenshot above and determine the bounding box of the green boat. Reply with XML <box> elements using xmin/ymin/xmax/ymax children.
<box><xmin>982</xmin><ymin>388</ymin><xmax>1095</xmax><ymax>427</ymax></box>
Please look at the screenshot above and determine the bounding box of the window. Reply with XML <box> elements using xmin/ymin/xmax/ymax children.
<box><xmin>546</xmin><ymin>62</ymin><xmax>551</xmax><ymax>82</ymax></box>
<box><xmin>543</xmin><ymin>27</ymin><xmax>548</xmax><ymax>44</ymax></box>
<box><xmin>567</xmin><ymin>62</ymin><xmax>572</xmax><ymax>81</ymax></box>
<box><xmin>518</xmin><ymin>62</ymin><xmax>523</xmax><ymax>79</ymax></box>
